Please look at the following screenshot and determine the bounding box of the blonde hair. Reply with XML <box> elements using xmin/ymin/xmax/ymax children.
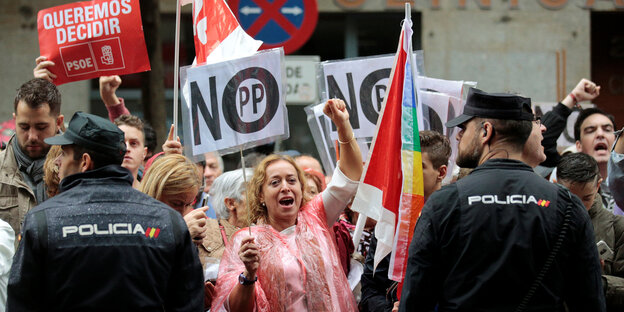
<box><xmin>140</xmin><ymin>154</ymin><xmax>201</xmax><ymax>212</ymax></box>
<box><xmin>247</xmin><ymin>154</ymin><xmax>310</xmax><ymax>225</ymax></box>
<box><xmin>43</xmin><ymin>145</ymin><xmax>63</xmax><ymax>198</ymax></box>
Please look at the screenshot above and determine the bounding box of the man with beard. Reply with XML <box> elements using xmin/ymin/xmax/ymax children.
<box><xmin>399</xmin><ymin>88</ymin><xmax>605</xmax><ymax>311</ymax></box>
<box><xmin>7</xmin><ymin>112</ymin><xmax>203</xmax><ymax>311</ymax></box>
<box><xmin>0</xmin><ymin>79</ymin><xmax>63</xmax><ymax>238</ymax></box>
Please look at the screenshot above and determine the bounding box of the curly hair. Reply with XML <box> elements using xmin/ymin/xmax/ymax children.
<box><xmin>43</xmin><ymin>145</ymin><xmax>62</xmax><ymax>198</ymax></box>
<box><xmin>246</xmin><ymin>154</ymin><xmax>310</xmax><ymax>225</ymax></box>
<box><xmin>140</xmin><ymin>154</ymin><xmax>201</xmax><ymax>213</ymax></box>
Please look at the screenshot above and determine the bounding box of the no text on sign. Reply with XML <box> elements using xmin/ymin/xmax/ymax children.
<box><xmin>229</xmin><ymin>0</ymin><xmax>318</xmax><ymax>54</ymax></box>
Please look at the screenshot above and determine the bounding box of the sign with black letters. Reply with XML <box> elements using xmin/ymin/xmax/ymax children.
<box><xmin>320</xmin><ymin>55</ymin><xmax>394</xmax><ymax>140</ymax></box>
<box><xmin>180</xmin><ymin>48</ymin><xmax>288</xmax><ymax>156</ymax></box>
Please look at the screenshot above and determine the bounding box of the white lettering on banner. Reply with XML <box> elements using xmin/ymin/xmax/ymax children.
<box><xmin>56</xmin><ymin>18</ymin><xmax>121</xmax><ymax>44</ymax></box>
<box><xmin>180</xmin><ymin>49</ymin><xmax>287</xmax><ymax>155</ymax></box>
<box><xmin>43</xmin><ymin>0</ymin><xmax>131</xmax><ymax>45</ymax></box>
<box><xmin>66</xmin><ymin>58</ymin><xmax>94</xmax><ymax>71</ymax></box>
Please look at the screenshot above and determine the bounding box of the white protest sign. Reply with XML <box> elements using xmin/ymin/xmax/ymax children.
<box><xmin>313</xmin><ymin>53</ymin><xmax>472</xmax><ymax>180</ymax></box>
<box><xmin>420</xmin><ymin>91</ymin><xmax>450</xmax><ymax>135</ymax></box>
<box><xmin>310</xmin><ymin>103</ymin><xmax>338</xmax><ymax>173</ymax></box>
<box><xmin>305</xmin><ymin>102</ymin><xmax>373</xmax><ymax>175</ymax></box>
<box><xmin>285</xmin><ymin>55</ymin><xmax>320</xmax><ymax>104</ymax></box>
<box><xmin>180</xmin><ymin>48</ymin><xmax>288</xmax><ymax>156</ymax></box>
<box><xmin>419</xmin><ymin>91</ymin><xmax>464</xmax><ymax>182</ymax></box>
<box><xmin>417</xmin><ymin>76</ymin><xmax>464</xmax><ymax>99</ymax></box>
<box><xmin>321</xmin><ymin>55</ymin><xmax>394</xmax><ymax>140</ymax></box>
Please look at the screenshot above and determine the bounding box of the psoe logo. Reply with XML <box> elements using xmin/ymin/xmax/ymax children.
<box><xmin>62</xmin><ymin>223</ymin><xmax>160</xmax><ymax>238</ymax></box>
<box><xmin>468</xmin><ymin>194</ymin><xmax>550</xmax><ymax>207</ymax></box>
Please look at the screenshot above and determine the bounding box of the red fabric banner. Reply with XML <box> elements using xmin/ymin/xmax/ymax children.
<box><xmin>37</xmin><ymin>0</ymin><xmax>150</xmax><ymax>85</ymax></box>
<box><xmin>192</xmin><ymin>0</ymin><xmax>239</xmax><ymax>64</ymax></box>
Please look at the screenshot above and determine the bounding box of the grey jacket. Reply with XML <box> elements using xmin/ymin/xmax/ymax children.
<box><xmin>0</xmin><ymin>136</ymin><xmax>36</xmax><ymax>241</ymax></box>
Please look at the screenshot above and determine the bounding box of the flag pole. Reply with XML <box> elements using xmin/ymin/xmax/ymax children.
<box><xmin>405</xmin><ymin>2</ymin><xmax>410</xmax><ymax>20</ymax></box>
<box><xmin>172</xmin><ymin>0</ymin><xmax>182</xmax><ymax>137</ymax></box>
<box><xmin>240</xmin><ymin>147</ymin><xmax>252</xmax><ymax>236</ymax></box>
<box><xmin>397</xmin><ymin>2</ymin><xmax>415</xmax><ymax>300</ymax></box>
<box><xmin>352</xmin><ymin>213</ymin><xmax>367</xmax><ymax>250</ymax></box>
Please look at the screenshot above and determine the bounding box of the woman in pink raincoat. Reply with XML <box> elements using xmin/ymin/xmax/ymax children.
<box><xmin>211</xmin><ymin>99</ymin><xmax>363</xmax><ymax>312</ymax></box>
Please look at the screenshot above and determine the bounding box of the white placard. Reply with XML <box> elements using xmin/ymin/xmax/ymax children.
<box><xmin>420</xmin><ymin>91</ymin><xmax>463</xmax><ymax>182</ymax></box>
<box><xmin>180</xmin><ymin>48</ymin><xmax>288</xmax><ymax>156</ymax></box>
<box><xmin>285</xmin><ymin>55</ymin><xmax>320</xmax><ymax>104</ymax></box>
<box><xmin>417</xmin><ymin>76</ymin><xmax>464</xmax><ymax>100</ymax></box>
<box><xmin>321</xmin><ymin>55</ymin><xmax>394</xmax><ymax>140</ymax></box>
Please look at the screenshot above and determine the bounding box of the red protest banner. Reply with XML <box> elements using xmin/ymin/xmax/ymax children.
<box><xmin>37</xmin><ymin>0</ymin><xmax>150</xmax><ymax>85</ymax></box>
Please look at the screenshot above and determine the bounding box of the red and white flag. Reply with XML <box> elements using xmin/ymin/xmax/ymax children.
<box><xmin>183</xmin><ymin>0</ymin><xmax>262</xmax><ymax>65</ymax></box>
<box><xmin>351</xmin><ymin>7</ymin><xmax>424</xmax><ymax>288</ymax></box>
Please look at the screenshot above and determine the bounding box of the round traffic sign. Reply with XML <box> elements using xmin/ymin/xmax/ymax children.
<box><xmin>229</xmin><ymin>0</ymin><xmax>318</xmax><ymax>54</ymax></box>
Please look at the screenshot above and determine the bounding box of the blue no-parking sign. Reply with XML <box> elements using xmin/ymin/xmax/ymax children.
<box><xmin>229</xmin><ymin>0</ymin><xmax>318</xmax><ymax>54</ymax></box>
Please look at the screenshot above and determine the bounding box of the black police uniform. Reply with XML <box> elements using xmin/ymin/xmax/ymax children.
<box><xmin>399</xmin><ymin>159</ymin><xmax>605</xmax><ymax>312</ymax></box>
<box><xmin>7</xmin><ymin>165</ymin><xmax>204</xmax><ymax>311</ymax></box>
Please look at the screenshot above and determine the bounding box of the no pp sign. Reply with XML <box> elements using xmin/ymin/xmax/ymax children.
<box><xmin>37</xmin><ymin>0</ymin><xmax>150</xmax><ymax>85</ymax></box>
<box><xmin>180</xmin><ymin>48</ymin><xmax>288</xmax><ymax>156</ymax></box>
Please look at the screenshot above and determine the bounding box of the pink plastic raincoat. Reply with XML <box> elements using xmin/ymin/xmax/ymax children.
<box><xmin>211</xmin><ymin>194</ymin><xmax>358</xmax><ymax>311</ymax></box>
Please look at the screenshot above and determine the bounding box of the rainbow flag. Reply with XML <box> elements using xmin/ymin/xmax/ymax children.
<box><xmin>351</xmin><ymin>9</ymin><xmax>424</xmax><ymax>283</ymax></box>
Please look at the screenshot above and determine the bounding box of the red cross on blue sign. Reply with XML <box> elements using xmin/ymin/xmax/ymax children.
<box><xmin>230</xmin><ymin>0</ymin><xmax>318</xmax><ymax>54</ymax></box>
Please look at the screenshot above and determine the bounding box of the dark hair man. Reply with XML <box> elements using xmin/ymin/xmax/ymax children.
<box><xmin>573</xmin><ymin>107</ymin><xmax>617</xmax><ymax>211</ymax></box>
<box><xmin>557</xmin><ymin>153</ymin><xmax>624</xmax><ymax>311</ymax></box>
<box><xmin>537</xmin><ymin>78</ymin><xmax>600</xmax><ymax>169</ymax></box>
<box><xmin>114</xmin><ymin>114</ymin><xmax>147</xmax><ymax>189</ymax></box>
<box><xmin>360</xmin><ymin>130</ymin><xmax>451</xmax><ymax>312</ymax></box>
<box><xmin>7</xmin><ymin>112</ymin><xmax>204</xmax><ymax>311</ymax></box>
<box><xmin>399</xmin><ymin>88</ymin><xmax>605</xmax><ymax>311</ymax></box>
<box><xmin>0</xmin><ymin>78</ymin><xmax>64</xmax><ymax>238</ymax></box>
<box><xmin>521</xmin><ymin>105</ymin><xmax>547</xmax><ymax>168</ymax></box>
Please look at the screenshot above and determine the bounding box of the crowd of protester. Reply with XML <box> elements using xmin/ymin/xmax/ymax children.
<box><xmin>0</xmin><ymin>55</ymin><xmax>622</xmax><ymax>311</ymax></box>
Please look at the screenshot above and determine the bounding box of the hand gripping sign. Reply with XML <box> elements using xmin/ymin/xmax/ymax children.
<box><xmin>180</xmin><ymin>48</ymin><xmax>288</xmax><ymax>156</ymax></box>
<box><xmin>37</xmin><ymin>0</ymin><xmax>150</xmax><ymax>85</ymax></box>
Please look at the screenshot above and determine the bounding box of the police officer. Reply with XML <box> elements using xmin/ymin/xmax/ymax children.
<box><xmin>399</xmin><ymin>88</ymin><xmax>605</xmax><ymax>311</ymax></box>
<box><xmin>7</xmin><ymin>112</ymin><xmax>204</xmax><ymax>311</ymax></box>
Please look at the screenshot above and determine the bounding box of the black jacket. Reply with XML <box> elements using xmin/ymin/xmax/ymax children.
<box><xmin>7</xmin><ymin>165</ymin><xmax>204</xmax><ymax>312</ymax></box>
<box><xmin>540</xmin><ymin>103</ymin><xmax>572</xmax><ymax>168</ymax></box>
<box><xmin>360</xmin><ymin>234</ymin><xmax>397</xmax><ymax>312</ymax></box>
<box><xmin>399</xmin><ymin>159</ymin><xmax>605</xmax><ymax>312</ymax></box>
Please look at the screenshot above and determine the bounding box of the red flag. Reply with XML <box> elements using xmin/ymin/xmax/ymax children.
<box><xmin>351</xmin><ymin>12</ymin><xmax>424</xmax><ymax>286</ymax></box>
<box><xmin>191</xmin><ymin>0</ymin><xmax>261</xmax><ymax>65</ymax></box>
